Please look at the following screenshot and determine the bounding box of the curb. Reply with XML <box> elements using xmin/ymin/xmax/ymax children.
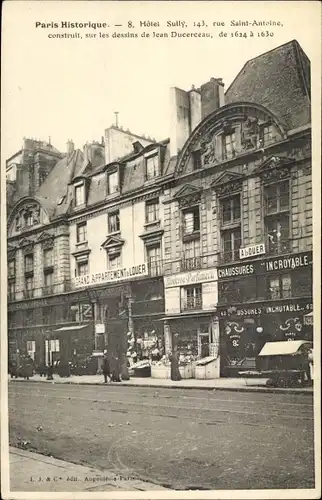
<box><xmin>9</xmin><ymin>378</ymin><xmax>313</xmax><ymax>395</ymax></box>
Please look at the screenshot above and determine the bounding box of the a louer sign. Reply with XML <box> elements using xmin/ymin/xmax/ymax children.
<box><xmin>74</xmin><ymin>263</ymin><xmax>148</xmax><ymax>288</ymax></box>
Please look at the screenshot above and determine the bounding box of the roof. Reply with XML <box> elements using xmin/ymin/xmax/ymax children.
<box><xmin>259</xmin><ymin>340</ymin><xmax>312</xmax><ymax>357</ymax></box>
<box><xmin>36</xmin><ymin>149</ymin><xmax>84</xmax><ymax>217</ymax></box>
<box><xmin>225</xmin><ymin>40</ymin><xmax>311</xmax><ymax>131</ymax></box>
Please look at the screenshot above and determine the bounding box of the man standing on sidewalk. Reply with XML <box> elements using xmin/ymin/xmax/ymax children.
<box><xmin>102</xmin><ymin>354</ymin><xmax>110</xmax><ymax>383</ymax></box>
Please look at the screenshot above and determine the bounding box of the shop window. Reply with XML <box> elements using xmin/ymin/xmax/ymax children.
<box><xmin>107</xmin><ymin>171</ymin><xmax>119</xmax><ymax>194</ymax></box>
<box><xmin>181</xmin><ymin>285</ymin><xmax>202</xmax><ymax>311</ymax></box>
<box><xmin>108</xmin><ymin>211</ymin><xmax>120</xmax><ymax>233</ymax></box>
<box><xmin>24</xmin><ymin>254</ymin><xmax>34</xmax><ymax>274</ymax></box>
<box><xmin>145</xmin><ymin>199</ymin><xmax>159</xmax><ymax>223</ymax></box>
<box><xmin>75</xmin><ymin>184</ymin><xmax>85</xmax><ymax>206</ymax></box>
<box><xmin>267</xmin><ymin>274</ymin><xmax>292</xmax><ymax>300</ymax></box>
<box><xmin>219</xmin><ymin>281</ymin><xmax>242</xmax><ymax>303</ymax></box>
<box><xmin>182</xmin><ymin>206</ymin><xmax>200</xmax><ymax>236</ymax></box>
<box><xmin>146</xmin><ymin>244</ymin><xmax>161</xmax><ymax>276</ymax></box>
<box><xmin>146</xmin><ymin>154</ymin><xmax>160</xmax><ymax>180</ymax></box>
<box><xmin>108</xmin><ymin>253</ymin><xmax>122</xmax><ymax>270</ymax></box>
<box><xmin>25</xmin><ymin>276</ymin><xmax>34</xmax><ymax>299</ymax></box>
<box><xmin>221</xmin><ymin>228</ymin><xmax>241</xmax><ymax>263</ymax></box>
<box><xmin>26</xmin><ymin>340</ymin><xmax>36</xmax><ymax>360</ymax></box>
<box><xmin>8</xmin><ymin>259</ymin><xmax>16</xmax><ymax>278</ymax></box>
<box><xmin>192</xmin><ymin>150</ymin><xmax>202</xmax><ymax>170</ymax></box>
<box><xmin>76</xmin><ymin>222</ymin><xmax>87</xmax><ymax>243</ymax></box>
<box><xmin>264</xmin><ymin>181</ymin><xmax>289</xmax><ymax>215</ymax></box>
<box><xmin>221</xmin><ymin>194</ymin><xmax>241</xmax><ymax>225</ymax></box>
<box><xmin>76</xmin><ymin>260</ymin><xmax>89</xmax><ymax>277</ymax></box>
<box><xmin>223</xmin><ymin>132</ymin><xmax>236</xmax><ymax>160</ymax></box>
<box><xmin>293</xmin><ymin>269</ymin><xmax>312</xmax><ymax>297</ymax></box>
<box><xmin>8</xmin><ymin>281</ymin><xmax>16</xmax><ymax>301</ymax></box>
<box><xmin>266</xmin><ymin>215</ymin><xmax>290</xmax><ymax>254</ymax></box>
<box><xmin>181</xmin><ymin>239</ymin><xmax>201</xmax><ymax>271</ymax></box>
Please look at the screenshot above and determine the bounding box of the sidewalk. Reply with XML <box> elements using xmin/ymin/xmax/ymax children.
<box><xmin>9</xmin><ymin>373</ymin><xmax>313</xmax><ymax>394</ymax></box>
<box><xmin>9</xmin><ymin>447</ymin><xmax>168</xmax><ymax>492</ymax></box>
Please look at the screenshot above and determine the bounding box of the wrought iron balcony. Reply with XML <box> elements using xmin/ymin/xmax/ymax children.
<box><xmin>147</xmin><ymin>260</ymin><xmax>164</xmax><ymax>277</ymax></box>
<box><xmin>265</xmin><ymin>237</ymin><xmax>291</xmax><ymax>255</ymax></box>
<box><xmin>181</xmin><ymin>298</ymin><xmax>203</xmax><ymax>311</ymax></box>
<box><xmin>180</xmin><ymin>256</ymin><xmax>202</xmax><ymax>272</ymax></box>
<box><xmin>8</xmin><ymin>280</ymin><xmax>73</xmax><ymax>302</ymax></box>
<box><xmin>218</xmin><ymin>250</ymin><xmax>240</xmax><ymax>264</ymax></box>
<box><xmin>165</xmin><ymin>253</ymin><xmax>217</xmax><ymax>275</ymax></box>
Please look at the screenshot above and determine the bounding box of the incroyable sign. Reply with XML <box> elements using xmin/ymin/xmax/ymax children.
<box><xmin>218</xmin><ymin>300</ymin><xmax>313</xmax><ymax>318</ymax></box>
<box><xmin>263</xmin><ymin>254</ymin><xmax>311</xmax><ymax>272</ymax></box>
<box><xmin>164</xmin><ymin>268</ymin><xmax>217</xmax><ymax>288</ymax></box>
<box><xmin>74</xmin><ymin>263</ymin><xmax>148</xmax><ymax>288</ymax></box>
<box><xmin>239</xmin><ymin>243</ymin><xmax>265</xmax><ymax>260</ymax></box>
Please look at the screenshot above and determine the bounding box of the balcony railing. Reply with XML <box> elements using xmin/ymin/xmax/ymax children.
<box><xmin>7</xmin><ymin>281</ymin><xmax>73</xmax><ymax>302</ymax></box>
<box><xmin>266</xmin><ymin>237</ymin><xmax>291</xmax><ymax>255</ymax></box>
<box><xmin>218</xmin><ymin>250</ymin><xmax>240</xmax><ymax>265</ymax></box>
<box><xmin>164</xmin><ymin>253</ymin><xmax>217</xmax><ymax>275</ymax></box>
<box><xmin>147</xmin><ymin>260</ymin><xmax>164</xmax><ymax>277</ymax></box>
<box><xmin>181</xmin><ymin>298</ymin><xmax>203</xmax><ymax>311</ymax></box>
<box><xmin>132</xmin><ymin>298</ymin><xmax>165</xmax><ymax>316</ymax></box>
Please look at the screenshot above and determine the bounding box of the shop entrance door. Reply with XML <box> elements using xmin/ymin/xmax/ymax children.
<box><xmin>199</xmin><ymin>333</ymin><xmax>210</xmax><ymax>358</ymax></box>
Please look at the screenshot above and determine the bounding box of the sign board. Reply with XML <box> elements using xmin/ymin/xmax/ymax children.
<box><xmin>165</xmin><ymin>287</ymin><xmax>181</xmax><ymax>314</ymax></box>
<box><xmin>74</xmin><ymin>263</ymin><xmax>148</xmax><ymax>288</ymax></box>
<box><xmin>239</xmin><ymin>243</ymin><xmax>265</xmax><ymax>259</ymax></box>
<box><xmin>95</xmin><ymin>323</ymin><xmax>105</xmax><ymax>334</ymax></box>
<box><xmin>164</xmin><ymin>268</ymin><xmax>217</xmax><ymax>289</ymax></box>
<box><xmin>202</xmin><ymin>282</ymin><xmax>218</xmax><ymax>310</ymax></box>
<box><xmin>218</xmin><ymin>300</ymin><xmax>313</xmax><ymax>318</ymax></box>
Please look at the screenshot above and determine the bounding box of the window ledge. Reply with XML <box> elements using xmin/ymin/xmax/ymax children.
<box><xmin>75</xmin><ymin>240</ymin><xmax>88</xmax><ymax>247</ymax></box>
<box><xmin>221</xmin><ymin>221</ymin><xmax>241</xmax><ymax>230</ymax></box>
<box><xmin>182</xmin><ymin>231</ymin><xmax>200</xmax><ymax>242</ymax></box>
<box><xmin>144</xmin><ymin>220</ymin><xmax>160</xmax><ymax>228</ymax></box>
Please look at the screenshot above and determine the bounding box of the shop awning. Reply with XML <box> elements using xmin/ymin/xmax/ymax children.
<box><xmin>259</xmin><ymin>340</ymin><xmax>312</xmax><ymax>357</ymax></box>
<box><xmin>45</xmin><ymin>324</ymin><xmax>91</xmax><ymax>335</ymax></box>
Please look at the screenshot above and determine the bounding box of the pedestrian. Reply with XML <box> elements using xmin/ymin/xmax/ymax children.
<box><xmin>170</xmin><ymin>348</ymin><xmax>181</xmax><ymax>381</ymax></box>
<box><xmin>111</xmin><ymin>354</ymin><xmax>121</xmax><ymax>382</ymax></box>
<box><xmin>102</xmin><ymin>355</ymin><xmax>110</xmax><ymax>383</ymax></box>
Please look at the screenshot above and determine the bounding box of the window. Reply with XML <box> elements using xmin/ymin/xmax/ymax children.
<box><xmin>24</xmin><ymin>254</ymin><xmax>34</xmax><ymax>273</ymax></box>
<box><xmin>262</xmin><ymin>125</ymin><xmax>275</xmax><ymax>145</ymax></box>
<box><xmin>182</xmin><ymin>239</ymin><xmax>201</xmax><ymax>271</ymax></box>
<box><xmin>183</xmin><ymin>206</ymin><xmax>200</xmax><ymax>235</ymax></box>
<box><xmin>192</xmin><ymin>150</ymin><xmax>202</xmax><ymax>170</ymax></box>
<box><xmin>293</xmin><ymin>269</ymin><xmax>312</xmax><ymax>297</ymax></box>
<box><xmin>221</xmin><ymin>229</ymin><xmax>241</xmax><ymax>262</ymax></box>
<box><xmin>221</xmin><ymin>195</ymin><xmax>241</xmax><ymax>224</ymax></box>
<box><xmin>108</xmin><ymin>212</ymin><xmax>120</xmax><ymax>233</ymax></box>
<box><xmin>25</xmin><ymin>309</ymin><xmax>34</xmax><ymax>325</ymax></box>
<box><xmin>266</xmin><ymin>216</ymin><xmax>290</xmax><ymax>254</ymax></box>
<box><xmin>108</xmin><ymin>254</ymin><xmax>121</xmax><ymax>270</ymax></box>
<box><xmin>27</xmin><ymin>340</ymin><xmax>36</xmax><ymax>360</ymax></box>
<box><xmin>75</xmin><ymin>185</ymin><xmax>85</xmax><ymax>206</ymax></box>
<box><xmin>146</xmin><ymin>155</ymin><xmax>160</xmax><ymax>180</ymax></box>
<box><xmin>25</xmin><ymin>276</ymin><xmax>34</xmax><ymax>298</ymax></box>
<box><xmin>44</xmin><ymin>271</ymin><xmax>54</xmax><ymax>288</ymax></box>
<box><xmin>45</xmin><ymin>339</ymin><xmax>60</xmax><ymax>352</ymax></box>
<box><xmin>147</xmin><ymin>245</ymin><xmax>161</xmax><ymax>276</ymax></box>
<box><xmin>24</xmin><ymin>211</ymin><xmax>33</xmax><ymax>227</ymax></box>
<box><xmin>8</xmin><ymin>281</ymin><xmax>15</xmax><ymax>301</ymax></box>
<box><xmin>145</xmin><ymin>199</ymin><xmax>159</xmax><ymax>223</ymax></box>
<box><xmin>108</xmin><ymin>171</ymin><xmax>119</xmax><ymax>194</ymax></box>
<box><xmin>76</xmin><ymin>222</ymin><xmax>87</xmax><ymax>243</ymax></box>
<box><xmin>182</xmin><ymin>285</ymin><xmax>202</xmax><ymax>311</ymax></box>
<box><xmin>77</xmin><ymin>261</ymin><xmax>89</xmax><ymax>277</ymax></box>
<box><xmin>264</xmin><ymin>181</ymin><xmax>289</xmax><ymax>214</ymax></box>
<box><xmin>268</xmin><ymin>274</ymin><xmax>292</xmax><ymax>300</ymax></box>
<box><xmin>8</xmin><ymin>259</ymin><xmax>15</xmax><ymax>278</ymax></box>
<box><xmin>42</xmin><ymin>307</ymin><xmax>51</xmax><ymax>325</ymax></box>
<box><xmin>223</xmin><ymin>132</ymin><xmax>236</xmax><ymax>159</ymax></box>
<box><xmin>43</xmin><ymin>248</ymin><xmax>53</xmax><ymax>267</ymax></box>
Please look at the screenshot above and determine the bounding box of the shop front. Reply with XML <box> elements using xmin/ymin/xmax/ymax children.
<box><xmin>218</xmin><ymin>298</ymin><xmax>313</xmax><ymax>377</ymax></box>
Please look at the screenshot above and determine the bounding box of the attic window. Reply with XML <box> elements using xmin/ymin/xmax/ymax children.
<box><xmin>57</xmin><ymin>196</ymin><xmax>65</xmax><ymax>206</ymax></box>
<box><xmin>75</xmin><ymin>184</ymin><xmax>85</xmax><ymax>206</ymax></box>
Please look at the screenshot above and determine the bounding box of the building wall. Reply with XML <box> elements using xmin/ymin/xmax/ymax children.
<box><xmin>105</xmin><ymin>127</ymin><xmax>154</xmax><ymax>163</ymax></box>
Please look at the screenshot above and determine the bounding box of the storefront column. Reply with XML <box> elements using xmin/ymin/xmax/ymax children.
<box><xmin>164</xmin><ymin>320</ymin><xmax>172</xmax><ymax>355</ymax></box>
<box><xmin>210</xmin><ymin>319</ymin><xmax>220</xmax><ymax>378</ymax></box>
<box><xmin>92</xmin><ymin>301</ymin><xmax>103</xmax><ymax>374</ymax></box>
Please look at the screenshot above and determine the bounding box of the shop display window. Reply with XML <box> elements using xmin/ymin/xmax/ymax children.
<box><xmin>267</xmin><ymin>274</ymin><xmax>292</xmax><ymax>300</ymax></box>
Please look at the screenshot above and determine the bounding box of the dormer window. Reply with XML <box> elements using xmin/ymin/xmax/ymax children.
<box><xmin>24</xmin><ymin>211</ymin><xmax>33</xmax><ymax>227</ymax></box>
<box><xmin>146</xmin><ymin>153</ymin><xmax>160</xmax><ymax>180</ymax></box>
<box><xmin>107</xmin><ymin>171</ymin><xmax>119</xmax><ymax>194</ymax></box>
<box><xmin>192</xmin><ymin>150</ymin><xmax>202</xmax><ymax>170</ymax></box>
<box><xmin>75</xmin><ymin>184</ymin><xmax>85</xmax><ymax>206</ymax></box>
<box><xmin>260</xmin><ymin>124</ymin><xmax>276</xmax><ymax>146</ymax></box>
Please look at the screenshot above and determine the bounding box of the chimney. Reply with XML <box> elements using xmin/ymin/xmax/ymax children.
<box><xmin>66</xmin><ymin>139</ymin><xmax>75</xmax><ymax>156</ymax></box>
<box><xmin>200</xmin><ymin>78</ymin><xmax>225</xmax><ymax>119</ymax></box>
<box><xmin>169</xmin><ymin>87</ymin><xmax>191</xmax><ymax>156</ymax></box>
<box><xmin>189</xmin><ymin>85</ymin><xmax>201</xmax><ymax>132</ymax></box>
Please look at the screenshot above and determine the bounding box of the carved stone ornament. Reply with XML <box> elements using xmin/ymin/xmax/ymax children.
<box><xmin>22</xmin><ymin>243</ymin><xmax>34</xmax><ymax>255</ymax></box>
<box><xmin>241</xmin><ymin>116</ymin><xmax>259</xmax><ymax>150</ymax></box>
<box><xmin>200</xmin><ymin>135</ymin><xmax>216</xmax><ymax>166</ymax></box>
<box><xmin>42</xmin><ymin>237</ymin><xmax>55</xmax><ymax>250</ymax></box>
<box><xmin>14</xmin><ymin>203</ymin><xmax>41</xmax><ymax>232</ymax></box>
<box><xmin>262</xmin><ymin>167</ymin><xmax>290</xmax><ymax>184</ymax></box>
<box><xmin>215</xmin><ymin>180</ymin><xmax>242</xmax><ymax>197</ymax></box>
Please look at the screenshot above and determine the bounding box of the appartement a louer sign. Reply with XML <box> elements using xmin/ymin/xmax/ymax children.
<box><xmin>74</xmin><ymin>263</ymin><xmax>148</xmax><ymax>288</ymax></box>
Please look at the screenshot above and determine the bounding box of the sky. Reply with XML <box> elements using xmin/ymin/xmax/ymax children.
<box><xmin>1</xmin><ymin>1</ymin><xmax>320</xmax><ymax>161</ymax></box>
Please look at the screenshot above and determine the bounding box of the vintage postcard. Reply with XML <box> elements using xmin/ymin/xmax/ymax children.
<box><xmin>1</xmin><ymin>1</ymin><xmax>321</xmax><ymax>499</ymax></box>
